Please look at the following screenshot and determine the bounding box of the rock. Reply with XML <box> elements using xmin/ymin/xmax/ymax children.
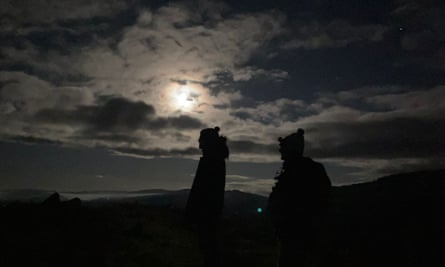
<box><xmin>63</xmin><ymin>197</ymin><xmax>82</xmax><ymax>208</ymax></box>
<box><xmin>42</xmin><ymin>192</ymin><xmax>61</xmax><ymax>207</ymax></box>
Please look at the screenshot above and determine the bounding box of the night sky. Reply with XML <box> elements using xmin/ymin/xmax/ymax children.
<box><xmin>1</xmin><ymin>0</ymin><xmax>444</xmax><ymax>195</ymax></box>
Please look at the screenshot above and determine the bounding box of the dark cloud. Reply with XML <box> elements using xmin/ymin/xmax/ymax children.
<box><xmin>230</xmin><ymin>98</ymin><xmax>309</xmax><ymax>125</ymax></box>
<box><xmin>8</xmin><ymin>135</ymin><xmax>62</xmax><ymax>145</ymax></box>
<box><xmin>0</xmin><ymin>2</ymin><xmax>134</xmax><ymax>87</ymax></box>
<box><xmin>305</xmin><ymin>118</ymin><xmax>445</xmax><ymax>159</ymax></box>
<box><xmin>228</xmin><ymin>140</ymin><xmax>277</xmax><ymax>154</ymax></box>
<box><xmin>0</xmin><ymin>0</ymin><xmax>128</xmax><ymax>25</ymax></box>
<box><xmin>35</xmin><ymin>107</ymin><xmax>88</xmax><ymax>125</ymax></box>
<box><xmin>34</xmin><ymin>97</ymin><xmax>155</xmax><ymax>131</ymax></box>
<box><xmin>0</xmin><ymin>43</ymin><xmax>92</xmax><ymax>86</ymax></box>
<box><xmin>91</xmin><ymin>97</ymin><xmax>155</xmax><ymax>131</ymax></box>
<box><xmin>279</xmin><ymin>102</ymin><xmax>313</xmax><ymax>121</ymax></box>
<box><xmin>376</xmin><ymin>157</ymin><xmax>445</xmax><ymax>175</ymax></box>
<box><xmin>75</xmin><ymin>132</ymin><xmax>140</xmax><ymax>143</ymax></box>
<box><xmin>149</xmin><ymin>115</ymin><xmax>205</xmax><ymax>130</ymax></box>
<box><xmin>170</xmin><ymin>132</ymin><xmax>192</xmax><ymax>142</ymax></box>
<box><xmin>230</xmin><ymin>111</ymin><xmax>252</xmax><ymax>120</ymax></box>
<box><xmin>113</xmin><ymin>146</ymin><xmax>200</xmax><ymax>157</ymax></box>
<box><xmin>36</xmin><ymin>96</ymin><xmax>204</xmax><ymax>132</ymax></box>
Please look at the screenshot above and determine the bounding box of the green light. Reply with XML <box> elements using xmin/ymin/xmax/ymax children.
<box><xmin>257</xmin><ymin>207</ymin><xmax>263</xmax><ymax>213</ymax></box>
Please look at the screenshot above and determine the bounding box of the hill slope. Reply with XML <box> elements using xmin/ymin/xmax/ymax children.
<box><xmin>0</xmin><ymin>170</ymin><xmax>444</xmax><ymax>266</ymax></box>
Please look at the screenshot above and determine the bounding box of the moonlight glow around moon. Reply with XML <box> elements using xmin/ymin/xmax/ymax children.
<box><xmin>170</xmin><ymin>85</ymin><xmax>199</xmax><ymax>111</ymax></box>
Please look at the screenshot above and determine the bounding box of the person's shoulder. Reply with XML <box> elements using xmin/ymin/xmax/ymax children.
<box><xmin>300</xmin><ymin>156</ymin><xmax>317</xmax><ymax>165</ymax></box>
<box><xmin>301</xmin><ymin>157</ymin><xmax>326</xmax><ymax>170</ymax></box>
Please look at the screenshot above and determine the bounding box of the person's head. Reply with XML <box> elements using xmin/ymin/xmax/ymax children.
<box><xmin>278</xmin><ymin>128</ymin><xmax>304</xmax><ymax>161</ymax></box>
<box><xmin>199</xmin><ymin>126</ymin><xmax>229</xmax><ymax>159</ymax></box>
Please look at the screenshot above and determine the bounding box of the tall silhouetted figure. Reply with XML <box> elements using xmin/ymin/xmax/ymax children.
<box><xmin>186</xmin><ymin>126</ymin><xmax>229</xmax><ymax>267</ymax></box>
<box><xmin>268</xmin><ymin>129</ymin><xmax>331</xmax><ymax>267</ymax></box>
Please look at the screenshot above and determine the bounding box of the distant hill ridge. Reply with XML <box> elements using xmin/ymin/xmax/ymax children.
<box><xmin>84</xmin><ymin>169</ymin><xmax>445</xmax><ymax>218</ymax></box>
<box><xmin>1</xmin><ymin>169</ymin><xmax>444</xmax><ymax>205</ymax></box>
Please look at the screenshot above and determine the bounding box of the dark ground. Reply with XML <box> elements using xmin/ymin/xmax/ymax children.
<box><xmin>0</xmin><ymin>193</ymin><xmax>277</xmax><ymax>267</ymax></box>
<box><xmin>1</xmin><ymin>170</ymin><xmax>444</xmax><ymax>266</ymax></box>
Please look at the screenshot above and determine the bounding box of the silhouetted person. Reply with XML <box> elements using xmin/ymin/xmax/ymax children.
<box><xmin>186</xmin><ymin>127</ymin><xmax>229</xmax><ymax>267</ymax></box>
<box><xmin>268</xmin><ymin>129</ymin><xmax>331</xmax><ymax>267</ymax></box>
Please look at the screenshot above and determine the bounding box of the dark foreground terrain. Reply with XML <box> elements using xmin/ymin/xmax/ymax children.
<box><xmin>1</xmin><ymin>170</ymin><xmax>444</xmax><ymax>266</ymax></box>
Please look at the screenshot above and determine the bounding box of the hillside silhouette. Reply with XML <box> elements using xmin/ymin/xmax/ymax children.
<box><xmin>0</xmin><ymin>170</ymin><xmax>444</xmax><ymax>266</ymax></box>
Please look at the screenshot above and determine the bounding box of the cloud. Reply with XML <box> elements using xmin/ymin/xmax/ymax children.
<box><xmin>112</xmin><ymin>146</ymin><xmax>200</xmax><ymax>158</ymax></box>
<box><xmin>0</xmin><ymin>0</ymin><xmax>127</xmax><ymax>26</ymax></box>
<box><xmin>232</xmin><ymin>67</ymin><xmax>288</xmax><ymax>82</ymax></box>
<box><xmin>283</xmin><ymin>19</ymin><xmax>389</xmax><ymax>50</ymax></box>
<box><xmin>0</xmin><ymin>0</ymin><xmax>444</xmax><ymax>188</ymax></box>
<box><xmin>12</xmin><ymin>2</ymin><xmax>287</xmax><ymax>128</ymax></box>
<box><xmin>226</xmin><ymin>174</ymin><xmax>250</xmax><ymax>181</ymax></box>
<box><xmin>0</xmin><ymin>1</ymin><xmax>289</xmax><ymax>160</ymax></box>
<box><xmin>0</xmin><ymin>71</ymin><xmax>94</xmax><ymax>115</ymax></box>
<box><xmin>21</xmin><ymin>94</ymin><xmax>206</xmax><ymax>157</ymax></box>
<box><xmin>222</xmin><ymin>85</ymin><xmax>445</xmax><ymax>173</ymax></box>
<box><xmin>87</xmin><ymin>97</ymin><xmax>155</xmax><ymax>131</ymax></box>
<box><xmin>229</xmin><ymin>140</ymin><xmax>277</xmax><ymax>154</ymax></box>
<box><xmin>7</xmin><ymin>135</ymin><xmax>62</xmax><ymax>145</ymax></box>
<box><xmin>149</xmin><ymin>115</ymin><xmax>206</xmax><ymax>130</ymax></box>
<box><xmin>225</xmin><ymin>176</ymin><xmax>275</xmax><ymax>196</ymax></box>
<box><xmin>230</xmin><ymin>98</ymin><xmax>307</xmax><ymax>124</ymax></box>
<box><xmin>101</xmin><ymin>4</ymin><xmax>287</xmax><ymax>94</ymax></box>
<box><xmin>305</xmin><ymin>117</ymin><xmax>445</xmax><ymax>159</ymax></box>
<box><xmin>34</xmin><ymin>97</ymin><xmax>151</xmax><ymax>130</ymax></box>
<box><xmin>365</xmin><ymin>86</ymin><xmax>445</xmax><ymax>118</ymax></box>
<box><xmin>0</xmin><ymin>2</ymin><xmax>126</xmax><ymax>85</ymax></box>
<box><xmin>76</xmin><ymin>133</ymin><xmax>140</xmax><ymax>144</ymax></box>
<box><xmin>286</xmin><ymin>86</ymin><xmax>445</xmax><ymax>178</ymax></box>
<box><xmin>35</xmin><ymin>96</ymin><xmax>205</xmax><ymax>133</ymax></box>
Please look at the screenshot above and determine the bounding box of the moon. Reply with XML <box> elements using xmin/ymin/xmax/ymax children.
<box><xmin>171</xmin><ymin>85</ymin><xmax>197</xmax><ymax>111</ymax></box>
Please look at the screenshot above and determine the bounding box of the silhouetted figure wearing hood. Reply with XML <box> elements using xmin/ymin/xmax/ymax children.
<box><xmin>268</xmin><ymin>129</ymin><xmax>331</xmax><ymax>267</ymax></box>
<box><xmin>186</xmin><ymin>127</ymin><xmax>229</xmax><ymax>267</ymax></box>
